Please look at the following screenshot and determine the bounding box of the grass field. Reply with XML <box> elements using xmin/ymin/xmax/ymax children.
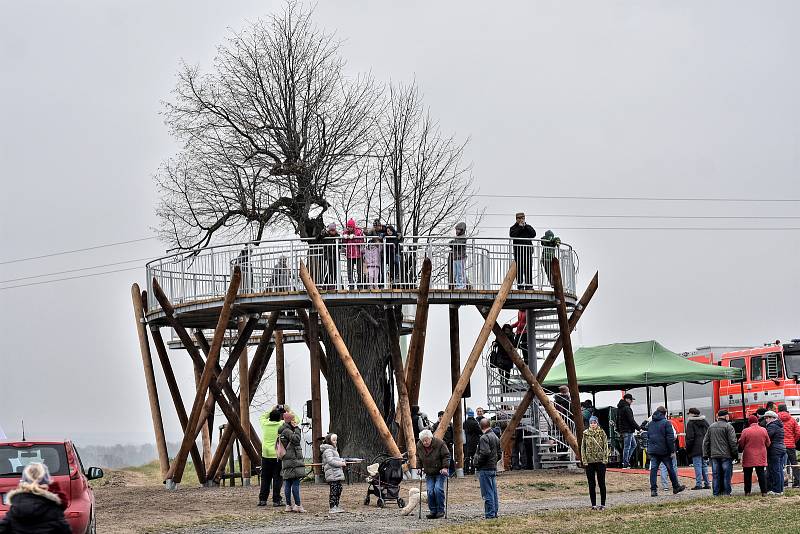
<box><xmin>428</xmin><ymin>491</ymin><xmax>800</xmax><ymax>534</ymax></box>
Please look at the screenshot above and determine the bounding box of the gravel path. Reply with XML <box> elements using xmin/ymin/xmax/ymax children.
<box><xmin>176</xmin><ymin>485</ymin><xmax>723</xmax><ymax>534</ymax></box>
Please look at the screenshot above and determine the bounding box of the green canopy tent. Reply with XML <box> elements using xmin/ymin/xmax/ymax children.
<box><xmin>542</xmin><ymin>340</ymin><xmax>742</xmax><ymax>393</ymax></box>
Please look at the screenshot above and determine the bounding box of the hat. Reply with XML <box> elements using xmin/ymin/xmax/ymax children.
<box><xmin>748</xmin><ymin>415</ymin><xmax>759</xmax><ymax>425</ymax></box>
<box><xmin>22</xmin><ymin>463</ymin><xmax>51</xmax><ymax>486</ymax></box>
<box><xmin>544</xmin><ymin>230</ymin><xmax>555</xmax><ymax>239</ymax></box>
<box><xmin>327</xmin><ymin>222</ymin><xmax>337</xmax><ymax>231</ymax></box>
<box><xmin>764</xmin><ymin>410</ymin><xmax>778</xmax><ymax>419</ymax></box>
<box><xmin>623</xmin><ymin>393</ymin><xmax>634</xmax><ymax>401</ymax></box>
<box><xmin>717</xmin><ymin>409</ymin><xmax>729</xmax><ymax>417</ymax></box>
<box><xmin>515</xmin><ymin>212</ymin><xmax>525</xmax><ymax>218</ymax></box>
<box><xmin>466</xmin><ymin>408</ymin><xmax>475</xmax><ymax>417</ymax></box>
<box><xmin>346</xmin><ymin>218</ymin><xmax>356</xmax><ymax>228</ymax></box>
<box><xmin>589</xmin><ymin>415</ymin><xmax>599</xmax><ymax>424</ymax></box>
<box><xmin>455</xmin><ymin>222</ymin><xmax>466</xmax><ymax>233</ymax></box>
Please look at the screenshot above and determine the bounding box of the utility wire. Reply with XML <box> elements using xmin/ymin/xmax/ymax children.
<box><xmin>0</xmin><ymin>257</ymin><xmax>153</xmax><ymax>284</ymax></box>
<box><xmin>475</xmin><ymin>213</ymin><xmax>800</xmax><ymax>220</ymax></box>
<box><xmin>473</xmin><ymin>194</ymin><xmax>800</xmax><ymax>202</ymax></box>
<box><xmin>0</xmin><ymin>267</ymin><xmax>141</xmax><ymax>290</ymax></box>
<box><xmin>483</xmin><ymin>226</ymin><xmax>800</xmax><ymax>231</ymax></box>
<box><xmin>0</xmin><ymin>237</ymin><xmax>157</xmax><ymax>265</ymax></box>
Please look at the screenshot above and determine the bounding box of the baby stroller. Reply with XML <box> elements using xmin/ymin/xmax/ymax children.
<box><xmin>364</xmin><ymin>454</ymin><xmax>406</xmax><ymax>508</ymax></box>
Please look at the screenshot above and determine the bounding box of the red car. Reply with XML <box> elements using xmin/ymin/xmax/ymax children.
<box><xmin>0</xmin><ymin>440</ymin><xmax>103</xmax><ymax>534</ymax></box>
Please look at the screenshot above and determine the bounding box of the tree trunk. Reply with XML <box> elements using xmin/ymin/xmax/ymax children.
<box><xmin>322</xmin><ymin>305</ymin><xmax>396</xmax><ymax>463</ymax></box>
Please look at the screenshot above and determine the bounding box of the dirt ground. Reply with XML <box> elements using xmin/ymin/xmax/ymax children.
<box><xmin>93</xmin><ymin>468</ymin><xmax>651</xmax><ymax>533</ymax></box>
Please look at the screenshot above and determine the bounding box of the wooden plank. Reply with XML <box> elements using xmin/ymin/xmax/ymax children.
<box><xmin>405</xmin><ymin>258</ymin><xmax>432</xmax><ymax>407</ymax></box>
<box><xmin>299</xmin><ymin>261</ymin><xmax>402</xmax><ymax>459</ymax></box>
<box><xmin>434</xmin><ymin>262</ymin><xmax>516</xmax><ymax>441</ymax></box>
<box><xmin>131</xmin><ymin>285</ymin><xmax>170</xmax><ymax>480</ymax></box>
<box><xmin>385</xmin><ymin>306</ymin><xmax>417</xmax><ymax>469</ymax></box>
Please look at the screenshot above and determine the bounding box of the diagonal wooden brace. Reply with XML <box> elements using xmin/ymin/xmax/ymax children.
<box><xmin>405</xmin><ymin>257</ymin><xmax>432</xmax><ymax>407</ymax></box>
<box><xmin>434</xmin><ymin>261</ymin><xmax>517</xmax><ymax>441</ymax></box>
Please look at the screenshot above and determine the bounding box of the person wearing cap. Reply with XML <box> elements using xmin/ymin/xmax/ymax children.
<box><xmin>684</xmin><ymin>407</ymin><xmax>711</xmax><ymax>490</ymax></box>
<box><xmin>580</xmin><ymin>415</ymin><xmax>610</xmax><ymax>510</ymax></box>
<box><xmin>463</xmin><ymin>408</ymin><xmax>481</xmax><ymax>475</ymax></box>
<box><xmin>738</xmin><ymin>414</ymin><xmax>770</xmax><ymax>496</ymax></box>
<box><xmin>764</xmin><ymin>410</ymin><xmax>786</xmax><ymax>495</ymax></box>
<box><xmin>647</xmin><ymin>406</ymin><xmax>686</xmax><ymax>497</ymax></box>
<box><xmin>777</xmin><ymin>404</ymin><xmax>800</xmax><ymax>488</ymax></box>
<box><xmin>702</xmin><ymin>410</ymin><xmax>738</xmax><ymax>496</ymax></box>
<box><xmin>616</xmin><ymin>393</ymin><xmax>639</xmax><ymax>469</ymax></box>
<box><xmin>0</xmin><ymin>463</ymin><xmax>71</xmax><ymax>533</ymax></box>
<box><xmin>509</xmin><ymin>212</ymin><xmax>536</xmax><ymax>289</ymax></box>
<box><xmin>449</xmin><ymin>222</ymin><xmax>468</xmax><ymax>289</ymax></box>
<box><xmin>539</xmin><ymin>229</ymin><xmax>561</xmax><ymax>285</ymax></box>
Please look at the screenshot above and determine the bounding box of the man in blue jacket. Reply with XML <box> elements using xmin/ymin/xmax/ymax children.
<box><xmin>646</xmin><ymin>406</ymin><xmax>686</xmax><ymax>497</ymax></box>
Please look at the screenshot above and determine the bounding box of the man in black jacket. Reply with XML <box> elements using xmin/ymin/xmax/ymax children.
<box><xmin>616</xmin><ymin>393</ymin><xmax>639</xmax><ymax>468</ymax></box>
<box><xmin>463</xmin><ymin>409</ymin><xmax>481</xmax><ymax>475</ymax></box>
<box><xmin>474</xmin><ymin>418</ymin><xmax>500</xmax><ymax>519</ymax></box>
<box><xmin>509</xmin><ymin>212</ymin><xmax>536</xmax><ymax>289</ymax></box>
<box><xmin>684</xmin><ymin>407</ymin><xmax>711</xmax><ymax>490</ymax></box>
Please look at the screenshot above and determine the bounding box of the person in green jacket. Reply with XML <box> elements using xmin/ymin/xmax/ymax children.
<box><xmin>580</xmin><ymin>416</ymin><xmax>609</xmax><ymax>510</ymax></box>
<box><xmin>257</xmin><ymin>406</ymin><xmax>284</xmax><ymax>507</ymax></box>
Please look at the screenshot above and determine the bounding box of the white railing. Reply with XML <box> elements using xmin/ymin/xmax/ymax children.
<box><xmin>145</xmin><ymin>236</ymin><xmax>578</xmax><ymax>313</ymax></box>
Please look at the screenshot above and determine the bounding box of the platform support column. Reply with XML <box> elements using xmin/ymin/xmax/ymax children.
<box><xmin>386</xmin><ymin>306</ymin><xmax>417</xmax><ymax>469</ymax></box>
<box><xmin>276</xmin><ymin>330</ymin><xmax>286</xmax><ymax>404</ymax></box>
<box><xmin>238</xmin><ymin>318</ymin><xmax>251</xmax><ymax>486</ymax></box>
<box><xmin>309</xmin><ymin>310</ymin><xmax>324</xmax><ymax>482</ymax></box>
<box><xmin>405</xmin><ymin>257</ymin><xmax>432</xmax><ymax>407</ymax></box>
<box><xmin>449</xmin><ymin>305</ymin><xmax>464</xmax><ymax>477</ymax></box>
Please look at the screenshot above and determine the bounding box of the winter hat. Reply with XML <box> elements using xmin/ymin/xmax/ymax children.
<box><xmin>455</xmin><ymin>222</ymin><xmax>466</xmax><ymax>234</ymax></box>
<box><xmin>346</xmin><ymin>218</ymin><xmax>356</xmax><ymax>229</ymax></box>
<box><xmin>764</xmin><ymin>410</ymin><xmax>778</xmax><ymax>419</ymax></box>
<box><xmin>544</xmin><ymin>230</ymin><xmax>555</xmax><ymax>240</ymax></box>
<box><xmin>748</xmin><ymin>415</ymin><xmax>759</xmax><ymax>425</ymax></box>
<box><xmin>589</xmin><ymin>416</ymin><xmax>599</xmax><ymax>424</ymax></box>
<box><xmin>21</xmin><ymin>463</ymin><xmax>51</xmax><ymax>486</ymax></box>
<box><xmin>515</xmin><ymin>212</ymin><xmax>525</xmax><ymax>218</ymax></box>
<box><xmin>717</xmin><ymin>409</ymin><xmax>729</xmax><ymax>417</ymax></box>
<box><xmin>466</xmin><ymin>408</ymin><xmax>475</xmax><ymax>417</ymax></box>
<box><xmin>327</xmin><ymin>222</ymin><xmax>337</xmax><ymax>231</ymax></box>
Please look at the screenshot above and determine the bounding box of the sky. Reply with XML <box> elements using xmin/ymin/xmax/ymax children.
<box><xmin>1</xmin><ymin>1</ymin><xmax>799</xmax><ymax>448</ymax></box>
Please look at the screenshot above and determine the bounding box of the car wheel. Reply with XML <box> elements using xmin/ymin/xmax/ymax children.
<box><xmin>86</xmin><ymin>508</ymin><xmax>97</xmax><ymax>534</ymax></box>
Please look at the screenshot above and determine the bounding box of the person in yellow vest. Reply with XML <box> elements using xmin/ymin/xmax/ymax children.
<box><xmin>258</xmin><ymin>406</ymin><xmax>285</xmax><ymax>507</ymax></box>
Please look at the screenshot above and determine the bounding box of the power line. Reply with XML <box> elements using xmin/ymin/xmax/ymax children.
<box><xmin>475</xmin><ymin>213</ymin><xmax>800</xmax><ymax>220</ymax></box>
<box><xmin>0</xmin><ymin>267</ymin><xmax>141</xmax><ymax>291</ymax></box>
<box><xmin>0</xmin><ymin>257</ymin><xmax>153</xmax><ymax>284</ymax></box>
<box><xmin>483</xmin><ymin>226</ymin><xmax>800</xmax><ymax>231</ymax></box>
<box><xmin>473</xmin><ymin>194</ymin><xmax>800</xmax><ymax>202</ymax></box>
<box><xmin>0</xmin><ymin>237</ymin><xmax>157</xmax><ymax>265</ymax></box>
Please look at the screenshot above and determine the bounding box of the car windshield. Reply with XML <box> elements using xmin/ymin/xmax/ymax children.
<box><xmin>0</xmin><ymin>444</ymin><xmax>69</xmax><ymax>477</ymax></box>
<box><xmin>786</xmin><ymin>352</ymin><xmax>800</xmax><ymax>378</ymax></box>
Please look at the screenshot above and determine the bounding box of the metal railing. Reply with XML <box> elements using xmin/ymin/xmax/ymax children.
<box><xmin>145</xmin><ymin>236</ymin><xmax>577</xmax><ymax>313</ymax></box>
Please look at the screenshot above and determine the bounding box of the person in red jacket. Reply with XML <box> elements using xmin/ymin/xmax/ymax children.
<box><xmin>777</xmin><ymin>404</ymin><xmax>800</xmax><ymax>488</ymax></box>
<box><xmin>738</xmin><ymin>414</ymin><xmax>770</xmax><ymax>496</ymax></box>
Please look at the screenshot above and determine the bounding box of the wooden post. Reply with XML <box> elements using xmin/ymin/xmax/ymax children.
<box><xmin>193</xmin><ymin>364</ymin><xmax>213</xmax><ymax>471</ymax></box>
<box><xmin>500</xmin><ymin>273</ymin><xmax>599</xmax><ymax>451</ymax></box>
<box><xmin>449</xmin><ymin>305</ymin><xmax>464</xmax><ymax>476</ymax></box>
<box><xmin>238</xmin><ymin>318</ymin><xmax>251</xmax><ymax>487</ymax></box>
<box><xmin>276</xmin><ymin>331</ymin><xmax>286</xmax><ymax>404</ymax></box>
<box><xmin>551</xmin><ymin>256</ymin><xmax>584</xmax><ymax>453</ymax></box>
<box><xmin>131</xmin><ymin>284</ymin><xmax>170</xmax><ymax>480</ymax></box>
<box><xmin>164</xmin><ymin>267</ymin><xmax>241</xmax><ymax>486</ymax></box>
<box><xmin>434</xmin><ymin>262</ymin><xmax>516</xmax><ymax>441</ymax></box>
<box><xmin>299</xmin><ymin>261</ymin><xmax>402</xmax><ymax>458</ymax></box>
<box><xmin>477</xmin><ymin>308</ymin><xmax>580</xmax><ymax>456</ymax></box>
<box><xmin>149</xmin><ymin>326</ymin><xmax>207</xmax><ymax>484</ymax></box>
<box><xmin>309</xmin><ymin>310</ymin><xmax>323</xmax><ymax>482</ymax></box>
<box><xmin>405</xmin><ymin>257</ymin><xmax>432</xmax><ymax>407</ymax></box>
<box><xmin>385</xmin><ymin>306</ymin><xmax>417</xmax><ymax>469</ymax></box>
<box><xmin>296</xmin><ymin>308</ymin><xmax>328</xmax><ymax>379</ymax></box>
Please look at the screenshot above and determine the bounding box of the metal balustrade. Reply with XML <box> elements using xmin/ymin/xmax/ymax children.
<box><xmin>145</xmin><ymin>236</ymin><xmax>578</xmax><ymax>314</ymax></box>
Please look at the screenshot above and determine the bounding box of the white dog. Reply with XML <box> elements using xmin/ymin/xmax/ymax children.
<box><xmin>401</xmin><ymin>487</ymin><xmax>428</xmax><ymax>516</ymax></box>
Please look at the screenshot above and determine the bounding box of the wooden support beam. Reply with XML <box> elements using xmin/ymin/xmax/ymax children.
<box><xmin>296</xmin><ymin>308</ymin><xmax>328</xmax><ymax>379</ymax></box>
<box><xmin>193</xmin><ymin>364</ymin><xmax>213</xmax><ymax>471</ymax></box>
<box><xmin>276</xmin><ymin>331</ymin><xmax>286</xmax><ymax>404</ymax></box>
<box><xmin>238</xmin><ymin>318</ymin><xmax>251</xmax><ymax>486</ymax></box>
<box><xmin>299</xmin><ymin>261</ymin><xmax>402</xmax><ymax>459</ymax></box>
<box><xmin>385</xmin><ymin>306</ymin><xmax>417</xmax><ymax>469</ymax></box>
<box><xmin>405</xmin><ymin>257</ymin><xmax>432</xmax><ymax>407</ymax></box>
<box><xmin>449</xmin><ymin>305</ymin><xmax>464</xmax><ymax>473</ymax></box>
<box><xmin>477</xmin><ymin>308</ymin><xmax>579</xmax><ymax>456</ymax></box>
<box><xmin>160</xmin><ymin>267</ymin><xmax>241</xmax><ymax>485</ymax></box>
<box><xmin>131</xmin><ymin>284</ymin><xmax>170</xmax><ymax>480</ymax></box>
<box><xmin>434</xmin><ymin>262</ymin><xmax>516</xmax><ymax>441</ymax></box>
<box><xmin>149</xmin><ymin>325</ymin><xmax>207</xmax><ymax>484</ymax></box>
<box><xmin>551</xmin><ymin>256</ymin><xmax>584</xmax><ymax>454</ymax></box>
<box><xmin>309</xmin><ymin>310</ymin><xmax>323</xmax><ymax>480</ymax></box>
<box><xmin>499</xmin><ymin>272</ymin><xmax>598</xmax><ymax>462</ymax></box>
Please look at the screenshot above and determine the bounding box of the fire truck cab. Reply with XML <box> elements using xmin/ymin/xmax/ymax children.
<box><xmin>717</xmin><ymin>340</ymin><xmax>800</xmax><ymax>421</ymax></box>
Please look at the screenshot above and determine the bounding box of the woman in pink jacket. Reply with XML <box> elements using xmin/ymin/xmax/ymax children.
<box><xmin>738</xmin><ymin>414</ymin><xmax>770</xmax><ymax>496</ymax></box>
<box><xmin>342</xmin><ymin>219</ymin><xmax>364</xmax><ymax>289</ymax></box>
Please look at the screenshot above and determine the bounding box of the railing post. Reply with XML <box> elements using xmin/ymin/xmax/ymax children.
<box><xmin>210</xmin><ymin>248</ymin><xmax>216</xmax><ymax>297</ymax></box>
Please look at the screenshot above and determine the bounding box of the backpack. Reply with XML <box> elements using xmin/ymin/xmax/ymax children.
<box><xmin>275</xmin><ymin>435</ymin><xmax>287</xmax><ymax>460</ymax></box>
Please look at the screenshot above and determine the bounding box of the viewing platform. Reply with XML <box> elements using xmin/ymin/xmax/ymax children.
<box><xmin>144</xmin><ymin>236</ymin><xmax>579</xmax><ymax>329</ymax></box>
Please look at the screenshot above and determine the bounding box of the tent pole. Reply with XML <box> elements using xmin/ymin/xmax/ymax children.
<box><xmin>681</xmin><ymin>382</ymin><xmax>687</xmax><ymax>421</ymax></box>
<box><xmin>663</xmin><ymin>385</ymin><xmax>668</xmax><ymax>414</ymax></box>
<box><xmin>646</xmin><ymin>387</ymin><xmax>652</xmax><ymax>415</ymax></box>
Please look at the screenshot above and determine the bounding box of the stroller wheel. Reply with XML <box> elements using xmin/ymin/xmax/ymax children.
<box><xmin>363</xmin><ymin>495</ymin><xmax>370</xmax><ymax>506</ymax></box>
<box><xmin>397</xmin><ymin>497</ymin><xmax>406</xmax><ymax>508</ymax></box>
<box><xmin>376</xmin><ymin>498</ymin><xmax>385</xmax><ymax>508</ymax></box>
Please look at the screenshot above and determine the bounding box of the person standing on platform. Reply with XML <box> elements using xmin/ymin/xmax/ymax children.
<box><xmin>684</xmin><ymin>407</ymin><xmax>710</xmax><ymax>490</ymax></box>
<box><xmin>463</xmin><ymin>408</ymin><xmax>481</xmax><ymax>475</ymax></box>
<box><xmin>702</xmin><ymin>409</ymin><xmax>737</xmax><ymax>497</ymax></box>
<box><xmin>342</xmin><ymin>219</ymin><xmax>365</xmax><ymax>289</ymax></box>
<box><xmin>509</xmin><ymin>212</ymin><xmax>536</xmax><ymax>289</ymax></box>
<box><xmin>581</xmin><ymin>416</ymin><xmax>610</xmax><ymax>510</ymax></box>
<box><xmin>449</xmin><ymin>222</ymin><xmax>468</xmax><ymax>289</ymax></box>
<box><xmin>258</xmin><ymin>407</ymin><xmax>284</xmax><ymax>507</ymax></box>
<box><xmin>764</xmin><ymin>410</ymin><xmax>786</xmax><ymax>495</ymax></box>
<box><xmin>739</xmin><ymin>414</ymin><xmax>770</xmax><ymax>496</ymax></box>
<box><xmin>474</xmin><ymin>417</ymin><xmax>500</xmax><ymax>519</ymax></box>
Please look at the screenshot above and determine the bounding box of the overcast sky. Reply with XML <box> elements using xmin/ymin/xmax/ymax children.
<box><xmin>1</xmin><ymin>1</ymin><xmax>798</xmax><ymax>447</ymax></box>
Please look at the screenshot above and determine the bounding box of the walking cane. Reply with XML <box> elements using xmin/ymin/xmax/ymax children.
<box><xmin>444</xmin><ymin>474</ymin><xmax>449</xmax><ymax>519</ymax></box>
<box><xmin>418</xmin><ymin>470</ymin><xmax>423</xmax><ymax>519</ymax></box>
